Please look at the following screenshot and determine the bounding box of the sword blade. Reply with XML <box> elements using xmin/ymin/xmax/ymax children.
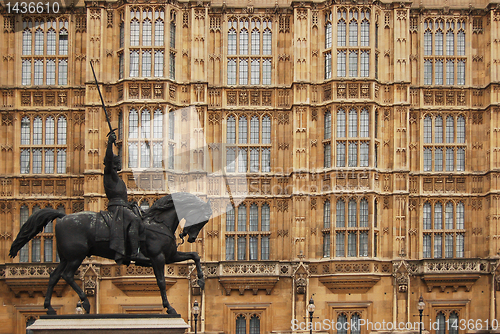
<box><xmin>90</xmin><ymin>61</ymin><xmax>114</xmax><ymax>136</ymax></box>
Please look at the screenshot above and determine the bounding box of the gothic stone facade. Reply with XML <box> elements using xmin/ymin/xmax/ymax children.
<box><xmin>1</xmin><ymin>0</ymin><xmax>500</xmax><ymax>333</ymax></box>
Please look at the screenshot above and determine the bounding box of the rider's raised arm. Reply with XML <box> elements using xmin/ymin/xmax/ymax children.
<box><xmin>104</xmin><ymin>133</ymin><xmax>116</xmax><ymax>174</ymax></box>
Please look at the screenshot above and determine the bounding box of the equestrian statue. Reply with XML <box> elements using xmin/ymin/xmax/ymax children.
<box><xmin>8</xmin><ymin>62</ymin><xmax>212</xmax><ymax>316</ymax></box>
<box><xmin>9</xmin><ymin>163</ymin><xmax>212</xmax><ymax>315</ymax></box>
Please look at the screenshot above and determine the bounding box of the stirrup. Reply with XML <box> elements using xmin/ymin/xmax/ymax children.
<box><xmin>130</xmin><ymin>251</ymin><xmax>149</xmax><ymax>261</ymax></box>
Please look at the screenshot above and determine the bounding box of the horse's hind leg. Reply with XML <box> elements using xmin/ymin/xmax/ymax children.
<box><xmin>151</xmin><ymin>253</ymin><xmax>177</xmax><ymax>315</ymax></box>
<box><xmin>44</xmin><ymin>258</ymin><xmax>67</xmax><ymax>315</ymax></box>
<box><xmin>61</xmin><ymin>257</ymin><xmax>91</xmax><ymax>313</ymax></box>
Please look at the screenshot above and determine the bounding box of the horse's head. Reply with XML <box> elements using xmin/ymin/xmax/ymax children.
<box><xmin>180</xmin><ymin>201</ymin><xmax>212</xmax><ymax>243</ymax></box>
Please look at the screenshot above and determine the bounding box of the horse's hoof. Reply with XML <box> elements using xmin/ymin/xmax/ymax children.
<box><xmin>166</xmin><ymin>307</ymin><xmax>178</xmax><ymax>315</ymax></box>
<box><xmin>198</xmin><ymin>279</ymin><xmax>205</xmax><ymax>290</ymax></box>
<box><xmin>82</xmin><ymin>300</ymin><xmax>91</xmax><ymax>314</ymax></box>
<box><xmin>46</xmin><ymin>307</ymin><xmax>57</xmax><ymax>315</ymax></box>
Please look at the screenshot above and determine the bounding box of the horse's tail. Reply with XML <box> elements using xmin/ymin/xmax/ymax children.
<box><xmin>9</xmin><ymin>209</ymin><xmax>66</xmax><ymax>258</ymax></box>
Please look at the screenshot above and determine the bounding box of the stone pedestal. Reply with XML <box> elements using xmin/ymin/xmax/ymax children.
<box><xmin>28</xmin><ymin>314</ymin><xmax>189</xmax><ymax>334</ymax></box>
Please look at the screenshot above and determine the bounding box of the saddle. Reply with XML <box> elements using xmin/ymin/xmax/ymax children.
<box><xmin>96</xmin><ymin>210</ymin><xmax>146</xmax><ymax>243</ymax></box>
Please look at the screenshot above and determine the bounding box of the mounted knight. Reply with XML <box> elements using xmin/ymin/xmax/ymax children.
<box><xmin>104</xmin><ymin>131</ymin><xmax>148</xmax><ymax>263</ymax></box>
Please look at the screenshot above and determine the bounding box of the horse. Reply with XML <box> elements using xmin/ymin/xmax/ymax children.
<box><xmin>9</xmin><ymin>192</ymin><xmax>212</xmax><ymax>315</ymax></box>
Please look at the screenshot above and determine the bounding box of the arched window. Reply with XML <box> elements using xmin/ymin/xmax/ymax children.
<box><xmin>436</xmin><ymin>312</ymin><xmax>446</xmax><ymax>334</ymax></box>
<box><xmin>170</xmin><ymin>20</ymin><xmax>176</xmax><ymax>49</ymax></box>
<box><xmin>33</xmin><ymin>117</ymin><xmax>42</xmax><ymax>145</ymax></box>
<box><xmin>434</xmin><ymin>202</ymin><xmax>442</xmax><ymax>229</ymax></box>
<box><xmin>449</xmin><ymin>312</ymin><xmax>459</xmax><ymax>334</ymax></box>
<box><xmin>262</xmin><ymin>116</ymin><xmax>271</xmax><ymax>144</ymax></box>
<box><xmin>239</xmin><ymin>29</ymin><xmax>248</xmax><ymax>55</ymax></box>
<box><xmin>263</xmin><ymin>28</ymin><xmax>272</xmax><ymax>55</ymax></box>
<box><xmin>348</xmin><ymin>200</ymin><xmax>357</xmax><ymax>227</ymax></box>
<box><xmin>143</xmin><ymin>19</ymin><xmax>152</xmax><ymax>46</ymax></box>
<box><xmin>226</xmin><ymin>235</ymin><xmax>235</xmax><ymax>260</ymax></box>
<box><xmin>226</xmin><ymin>148</ymin><xmax>235</xmax><ymax>172</ymax></box>
<box><xmin>337</xmin><ymin>109</ymin><xmax>346</xmax><ymax>137</ymax></box>
<box><xmin>140</xmin><ymin>143</ymin><xmax>150</xmax><ymax>168</ymax></box>
<box><xmin>261</xmin><ymin>204</ymin><xmax>270</xmax><ymax>231</ymax></box>
<box><xmin>423</xmin><ymin>202</ymin><xmax>432</xmax><ymax>229</ymax></box>
<box><xmin>23</xmin><ymin>29</ymin><xmax>32</xmax><ymax>55</ymax></box>
<box><xmin>348</xmin><ymin>109</ymin><xmax>357</xmax><ymax>137</ymax></box>
<box><xmin>457</xmin><ymin>115</ymin><xmax>465</xmax><ymax>143</ymax></box>
<box><xmin>447</xmin><ymin>29</ymin><xmax>454</xmax><ymax>55</ymax></box>
<box><xmin>251</xmin><ymin>29</ymin><xmax>260</xmax><ymax>55</ymax></box>
<box><xmin>239</xmin><ymin>116</ymin><xmax>247</xmax><ymax>144</ymax></box>
<box><xmin>226</xmin><ymin>205</ymin><xmax>235</xmax><ymax>232</ymax></box>
<box><xmin>325</xmin><ymin>21</ymin><xmax>332</xmax><ymax>48</ymax></box>
<box><xmin>128</xmin><ymin>142</ymin><xmax>138</xmax><ymax>168</ymax></box>
<box><xmin>324</xmin><ymin>111</ymin><xmax>331</xmax><ymax>139</ymax></box>
<box><xmin>153</xmin><ymin>109</ymin><xmax>163</xmax><ymax>138</ymax></box>
<box><xmin>360</xmin><ymin>10</ymin><xmax>370</xmax><ymax>46</ymax></box>
<box><xmin>250</xmin><ymin>315</ymin><xmax>260</xmax><ymax>334</ymax></box>
<box><xmin>236</xmin><ymin>315</ymin><xmax>246</xmax><ymax>334</ymax></box>
<box><xmin>168</xmin><ymin>111</ymin><xmax>175</xmax><ymax>140</ymax></box>
<box><xmin>336</xmin><ymin>199</ymin><xmax>345</xmax><ymax>227</ymax></box>
<box><xmin>337</xmin><ymin>9</ymin><xmax>347</xmax><ymax>46</ymax></box>
<box><xmin>129</xmin><ymin>109</ymin><xmax>139</xmax><ymax>138</ymax></box>
<box><xmin>250</xmin><ymin>116</ymin><xmax>259</xmax><ymax>144</ymax></box>
<box><xmin>336</xmin><ymin>142</ymin><xmax>346</xmax><ymax>167</ymax></box>
<box><xmin>35</xmin><ymin>28</ymin><xmax>44</xmax><ymax>55</ymax></box>
<box><xmin>237</xmin><ymin>148</ymin><xmax>247</xmax><ymax>173</ymax></box>
<box><xmin>324</xmin><ymin>200</ymin><xmax>331</xmax><ymax>228</ymax></box>
<box><xmin>424</xmin><ymin>116</ymin><xmax>432</xmax><ymax>143</ymax></box>
<box><xmin>228</xmin><ymin>28</ymin><xmax>236</xmax><ymax>55</ymax></box>
<box><xmin>237</xmin><ymin>204</ymin><xmax>246</xmax><ymax>232</ymax></box>
<box><xmin>21</xmin><ymin>117</ymin><xmax>31</xmax><ymax>145</ymax></box>
<box><xmin>47</xmin><ymin>29</ymin><xmax>56</xmax><ymax>55</ymax></box>
<box><xmin>352</xmin><ymin>313</ymin><xmax>361</xmax><ymax>334</ymax></box>
<box><xmin>435</xmin><ymin>116</ymin><xmax>443</xmax><ymax>143</ymax></box>
<box><xmin>360</xmin><ymin>199</ymin><xmax>368</xmax><ymax>227</ymax></box>
<box><xmin>435</xmin><ymin>29</ymin><xmax>443</xmax><ymax>55</ymax></box>
<box><xmin>337</xmin><ymin>314</ymin><xmax>348</xmax><ymax>334</ymax></box>
<box><xmin>155</xmin><ymin>18</ymin><xmax>164</xmax><ymax>46</ymax></box>
<box><xmin>141</xmin><ymin>109</ymin><xmax>151</xmax><ymax>138</ymax></box>
<box><xmin>456</xmin><ymin>202</ymin><xmax>464</xmax><ymax>229</ymax></box>
<box><xmin>348</xmin><ymin>142</ymin><xmax>357</xmax><ymax>167</ymax></box>
<box><xmin>360</xmin><ymin>109</ymin><xmax>369</xmax><ymax>137</ymax></box>
<box><xmin>249</xmin><ymin>204</ymin><xmax>258</xmax><ymax>231</ymax></box>
<box><xmin>424</xmin><ymin>21</ymin><xmax>432</xmax><ymax>55</ymax></box>
<box><xmin>424</xmin><ymin>202</ymin><xmax>465</xmax><ymax>258</ymax></box>
<box><xmin>446</xmin><ymin>116</ymin><xmax>454</xmax><ymax>143</ymax></box>
<box><xmin>349</xmin><ymin>10</ymin><xmax>358</xmax><ymax>46</ymax></box>
<box><xmin>130</xmin><ymin>18</ymin><xmax>140</xmax><ymax>46</ymax></box>
<box><xmin>20</xmin><ymin>205</ymin><xmax>30</xmax><ymax>262</ymax></box>
<box><xmin>59</xmin><ymin>28</ymin><xmax>68</xmax><ymax>55</ymax></box>
<box><xmin>457</xmin><ymin>30</ymin><xmax>465</xmax><ymax>55</ymax></box>
<box><xmin>445</xmin><ymin>202</ymin><xmax>454</xmax><ymax>229</ymax></box>
<box><xmin>227</xmin><ymin>116</ymin><xmax>236</xmax><ymax>144</ymax></box>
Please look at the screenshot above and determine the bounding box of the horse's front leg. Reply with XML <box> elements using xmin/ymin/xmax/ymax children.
<box><xmin>151</xmin><ymin>253</ymin><xmax>177</xmax><ymax>315</ymax></box>
<box><xmin>169</xmin><ymin>251</ymin><xmax>204</xmax><ymax>290</ymax></box>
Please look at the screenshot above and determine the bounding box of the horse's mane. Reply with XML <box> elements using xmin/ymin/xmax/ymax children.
<box><xmin>144</xmin><ymin>193</ymin><xmax>211</xmax><ymax>223</ymax></box>
<box><xmin>143</xmin><ymin>194</ymin><xmax>175</xmax><ymax>221</ymax></box>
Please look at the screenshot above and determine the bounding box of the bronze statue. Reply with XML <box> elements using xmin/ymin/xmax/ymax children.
<box><xmin>9</xmin><ymin>62</ymin><xmax>212</xmax><ymax>316</ymax></box>
<box><xmin>9</xmin><ymin>192</ymin><xmax>212</xmax><ymax>315</ymax></box>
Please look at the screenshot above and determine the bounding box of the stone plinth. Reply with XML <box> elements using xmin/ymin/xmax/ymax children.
<box><xmin>28</xmin><ymin>314</ymin><xmax>189</xmax><ymax>334</ymax></box>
